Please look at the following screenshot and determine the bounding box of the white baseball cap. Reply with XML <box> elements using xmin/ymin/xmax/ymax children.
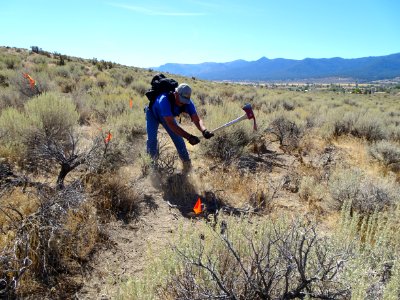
<box><xmin>176</xmin><ymin>83</ymin><xmax>192</xmax><ymax>104</ymax></box>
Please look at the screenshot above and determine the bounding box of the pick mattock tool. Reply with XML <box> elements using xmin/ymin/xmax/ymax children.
<box><xmin>204</xmin><ymin>103</ymin><xmax>257</xmax><ymax>137</ymax></box>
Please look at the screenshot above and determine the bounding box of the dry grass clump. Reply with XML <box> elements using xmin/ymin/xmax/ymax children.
<box><xmin>0</xmin><ymin>190</ymin><xmax>40</xmax><ymax>248</ymax></box>
<box><xmin>198</xmin><ymin>101</ymin><xmax>255</xmax><ymax>163</ymax></box>
<box><xmin>202</xmin><ymin>127</ymin><xmax>251</xmax><ymax>164</ymax></box>
<box><xmin>268</xmin><ymin>114</ymin><xmax>303</xmax><ymax>153</ymax></box>
<box><xmin>298</xmin><ymin>175</ymin><xmax>329</xmax><ymax>212</ymax></box>
<box><xmin>196</xmin><ymin>162</ymin><xmax>281</xmax><ymax>214</ymax></box>
<box><xmin>87</xmin><ymin>171</ymin><xmax>141</xmax><ymax>223</ymax></box>
<box><xmin>0</xmin><ymin>183</ymin><xmax>98</xmax><ymax>298</ymax></box>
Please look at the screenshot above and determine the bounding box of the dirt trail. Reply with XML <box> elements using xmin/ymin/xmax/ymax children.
<box><xmin>75</xmin><ymin>140</ymin><xmax>322</xmax><ymax>299</ymax></box>
<box><xmin>76</xmin><ymin>173</ymin><xmax>191</xmax><ymax>300</ymax></box>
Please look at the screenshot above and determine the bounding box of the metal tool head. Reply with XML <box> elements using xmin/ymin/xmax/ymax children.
<box><xmin>242</xmin><ymin>103</ymin><xmax>257</xmax><ymax>130</ymax></box>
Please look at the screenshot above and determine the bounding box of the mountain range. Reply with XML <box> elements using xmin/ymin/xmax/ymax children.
<box><xmin>155</xmin><ymin>53</ymin><xmax>400</xmax><ymax>82</ymax></box>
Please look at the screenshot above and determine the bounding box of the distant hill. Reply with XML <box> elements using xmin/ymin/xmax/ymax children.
<box><xmin>155</xmin><ymin>53</ymin><xmax>400</xmax><ymax>82</ymax></box>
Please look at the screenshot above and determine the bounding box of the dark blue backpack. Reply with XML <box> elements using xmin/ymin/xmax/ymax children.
<box><xmin>145</xmin><ymin>74</ymin><xmax>178</xmax><ymax>108</ymax></box>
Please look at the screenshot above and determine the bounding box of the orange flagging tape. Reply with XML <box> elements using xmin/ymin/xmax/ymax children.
<box><xmin>23</xmin><ymin>73</ymin><xmax>36</xmax><ymax>88</ymax></box>
<box><xmin>104</xmin><ymin>131</ymin><xmax>112</xmax><ymax>144</ymax></box>
<box><xmin>193</xmin><ymin>198</ymin><xmax>202</xmax><ymax>214</ymax></box>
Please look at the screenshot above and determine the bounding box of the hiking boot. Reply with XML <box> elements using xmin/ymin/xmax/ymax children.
<box><xmin>182</xmin><ymin>160</ymin><xmax>192</xmax><ymax>174</ymax></box>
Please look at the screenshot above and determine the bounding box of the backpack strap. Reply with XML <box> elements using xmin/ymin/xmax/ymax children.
<box><xmin>167</xmin><ymin>92</ymin><xmax>186</xmax><ymax>120</ymax></box>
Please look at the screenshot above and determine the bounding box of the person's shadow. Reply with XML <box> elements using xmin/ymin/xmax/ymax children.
<box><xmin>161</xmin><ymin>173</ymin><xmax>199</xmax><ymax>217</ymax></box>
<box><xmin>161</xmin><ymin>173</ymin><xmax>222</xmax><ymax>219</ymax></box>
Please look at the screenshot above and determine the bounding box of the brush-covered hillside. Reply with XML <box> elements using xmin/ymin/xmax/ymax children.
<box><xmin>0</xmin><ymin>46</ymin><xmax>400</xmax><ymax>299</ymax></box>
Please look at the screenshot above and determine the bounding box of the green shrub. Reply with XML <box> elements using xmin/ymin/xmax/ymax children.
<box><xmin>0</xmin><ymin>69</ymin><xmax>12</xmax><ymax>88</ymax></box>
<box><xmin>0</xmin><ymin>73</ymin><xmax>7</xmax><ymax>87</ymax></box>
<box><xmin>328</xmin><ymin>167</ymin><xmax>399</xmax><ymax>213</ymax></box>
<box><xmin>205</xmin><ymin>92</ymin><xmax>223</xmax><ymax>106</ymax></box>
<box><xmin>76</xmin><ymin>77</ymin><xmax>95</xmax><ymax>92</ymax></box>
<box><xmin>31</xmin><ymin>55</ymin><xmax>49</xmax><ymax>65</ymax></box>
<box><xmin>299</xmin><ymin>176</ymin><xmax>326</xmax><ymax>203</ymax></box>
<box><xmin>0</xmin><ymin>107</ymin><xmax>31</xmax><ymax>156</ymax></box>
<box><xmin>25</xmin><ymin>92</ymin><xmax>79</xmax><ymax>137</ymax></box>
<box><xmin>0</xmin><ymin>92</ymin><xmax>79</xmax><ymax>163</ymax></box>
<box><xmin>119</xmin><ymin>216</ymin><xmax>352</xmax><ymax>299</ymax></box>
<box><xmin>123</xmin><ymin>74</ymin><xmax>134</xmax><ymax>86</ymax></box>
<box><xmin>331</xmin><ymin>111</ymin><xmax>358</xmax><ymax>137</ymax></box>
<box><xmin>303</xmin><ymin>104</ymin><xmax>328</xmax><ymax>129</ymax></box>
<box><xmin>80</xmin><ymin>87</ymin><xmax>146</xmax><ymax>123</ymax></box>
<box><xmin>131</xmin><ymin>80</ymin><xmax>148</xmax><ymax>95</ymax></box>
<box><xmin>369</xmin><ymin>140</ymin><xmax>400</xmax><ymax>167</ymax></box>
<box><xmin>106</xmin><ymin>110</ymin><xmax>146</xmax><ymax>144</ymax></box>
<box><xmin>54</xmin><ymin>66</ymin><xmax>70</xmax><ymax>78</ymax></box>
<box><xmin>199</xmin><ymin>102</ymin><xmax>254</xmax><ymax>162</ymax></box>
<box><xmin>388</xmin><ymin>125</ymin><xmax>400</xmax><ymax>142</ymax></box>
<box><xmin>0</xmin><ymin>88</ymin><xmax>22</xmax><ymax>110</ymax></box>
<box><xmin>67</xmin><ymin>62</ymin><xmax>85</xmax><ymax>79</ymax></box>
<box><xmin>4</xmin><ymin>56</ymin><xmax>21</xmax><ymax>69</ymax></box>
<box><xmin>56</xmin><ymin>76</ymin><xmax>76</xmax><ymax>93</ymax></box>
<box><xmin>353</xmin><ymin>113</ymin><xmax>387</xmax><ymax>141</ymax></box>
<box><xmin>325</xmin><ymin>110</ymin><xmax>388</xmax><ymax>141</ymax></box>
<box><xmin>96</xmin><ymin>72</ymin><xmax>111</xmax><ymax>89</ymax></box>
<box><xmin>338</xmin><ymin>203</ymin><xmax>400</xmax><ymax>299</ymax></box>
<box><xmin>282</xmin><ymin>99</ymin><xmax>296</xmax><ymax>111</ymax></box>
<box><xmin>121</xmin><ymin>204</ymin><xmax>400</xmax><ymax>300</ymax></box>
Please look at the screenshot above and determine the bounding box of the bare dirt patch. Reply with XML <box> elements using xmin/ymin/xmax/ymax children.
<box><xmin>76</xmin><ymin>173</ymin><xmax>192</xmax><ymax>299</ymax></box>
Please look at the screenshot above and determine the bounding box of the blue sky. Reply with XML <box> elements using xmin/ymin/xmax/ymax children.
<box><xmin>1</xmin><ymin>0</ymin><xmax>399</xmax><ymax>68</ymax></box>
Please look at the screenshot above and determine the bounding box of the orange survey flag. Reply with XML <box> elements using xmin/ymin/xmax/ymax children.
<box><xmin>193</xmin><ymin>198</ymin><xmax>202</xmax><ymax>214</ymax></box>
<box><xmin>23</xmin><ymin>73</ymin><xmax>36</xmax><ymax>88</ymax></box>
<box><xmin>104</xmin><ymin>131</ymin><xmax>112</xmax><ymax>144</ymax></box>
<box><xmin>129</xmin><ymin>98</ymin><xmax>133</xmax><ymax>109</ymax></box>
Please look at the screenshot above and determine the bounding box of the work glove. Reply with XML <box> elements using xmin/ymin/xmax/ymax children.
<box><xmin>202</xmin><ymin>129</ymin><xmax>214</xmax><ymax>139</ymax></box>
<box><xmin>187</xmin><ymin>134</ymin><xmax>200</xmax><ymax>145</ymax></box>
